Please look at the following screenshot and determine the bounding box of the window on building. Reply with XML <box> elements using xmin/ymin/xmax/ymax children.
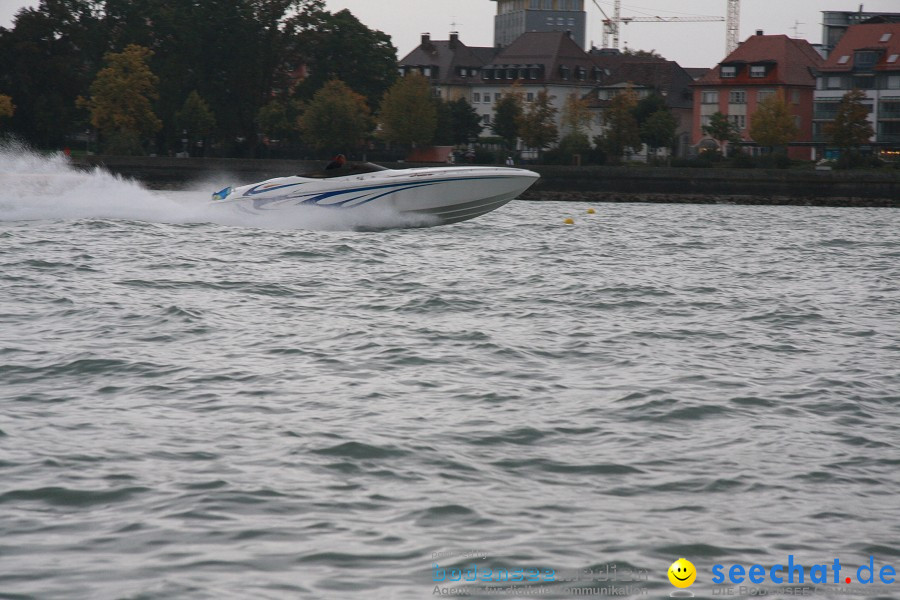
<box><xmin>827</xmin><ymin>76</ymin><xmax>842</xmax><ymax>89</ymax></box>
<box><xmin>750</xmin><ymin>65</ymin><xmax>767</xmax><ymax>78</ymax></box>
<box><xmin>721</xmin><ymin>65</ymin><xmax>736</xmax><ymax>78</ymax></box>
<box><xmin>888</xmin><ymin>54</ymin><xmax>899</xmax><ymax>64</ymax></box>
<box><xmin>880</xmin><ymin>33</ymin><xmax>892</xmax><ymax>43</ymax></box>
<box><xmin>791</xmin><ymin>90</ymin><xmax>800</xmax><ymax>104</ymax></box>
<box><xmin>728</xmin><ymin>114</ymin><xmax>746</xmax><ymax>130</ymax></box>
<box><xmin>888</xmin><ymin>75</ymin><xmax>900</xmax><ymax>89</ymax></box>
<box><xmin>495</xmin><ymin>93</ymin><xmax>503</xmax><ymax>102</ymax></box>
<box><xmin>482</xmin><ymin>69</ymin><xmax>492</xmax><ymax>80</ymax></box>
<box><xmin>837</xmin><ymin>55</ymin><xmax>850</xmax><ymax>64</ymax></box>
<box><xmin>483</xmin><ymin>114</ymin><xmax>491</xmax><ymax>124</ymax></box>
<box><xmin>473</xmin><ymin>92</ymin><xmax>481</xmax><ymax>103</ymax></box>
<box><xmin>757</xmin><ymin>89</ymin><xmax>775</xmax><ymax>102</ymax></box>
<box><xmin>423</xmin><ymin>67</ymin><xmax>431</xmax><ymax>77</ymax></box>
<box><xmin>854</xmin><ymin>51</ymin><xmax>878</xmax><ymax>68</ymax></box>
<box><xmin>729</xmin><ymin>90</ymin><xmax>746</xmax><ymax>104</ymax></box>
<box><xmin>507</xmin><ymin>69</ymin><xmax>515</xmax><ymax>79</ymax></box>
<box><xmin>701</xmin><ymin>90</ymin><xmax>718</xmax><ymax>104</ymax></box>
<box><xmin>700</xmin><ymin>114</ymin><xmax>712</xmax><ymax>127</ymax></box>
<box><xmin>527</xmin><ymin>92</ymin><xmax>535</xmax><ymax>102</ymax></box>
<box><xmin>854</xmin><ymin>75</ymin><xmax>875</xmax><ymax>89</ymax></box>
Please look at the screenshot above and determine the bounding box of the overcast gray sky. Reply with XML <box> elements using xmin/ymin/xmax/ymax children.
<box><xmin>2</xmin><ymin>0</ymin><xmax>899</xmax><ymax>68</ymax></box>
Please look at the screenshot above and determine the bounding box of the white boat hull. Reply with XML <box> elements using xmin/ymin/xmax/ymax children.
<box><xmin>211</xmin><ymin>166</ymin><xmax>539</xmax><ymax>226</ymax></box>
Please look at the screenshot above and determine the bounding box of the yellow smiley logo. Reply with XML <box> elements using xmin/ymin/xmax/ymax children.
<box><xmin>668</xmin><ymin>558</ymin><xmax>697</xmax><ymax>588</ymax></box>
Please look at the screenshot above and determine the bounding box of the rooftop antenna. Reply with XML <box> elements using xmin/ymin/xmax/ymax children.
<box><xmin>790</xmin><ymin>19</ymin><xmax>804</xmax><ymax>36</ymax></box>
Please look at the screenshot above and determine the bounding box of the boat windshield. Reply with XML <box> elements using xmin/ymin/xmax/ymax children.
<box><xmin>299</xmin><ymin>162</ymin><xmax>389</xmax><ymax>179</ymax></box>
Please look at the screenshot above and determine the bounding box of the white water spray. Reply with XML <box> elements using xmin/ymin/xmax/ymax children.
<box><xmin>0</xmin><ymin>141</ymin><xmax>428</xmax><ymax>231</ymax></box>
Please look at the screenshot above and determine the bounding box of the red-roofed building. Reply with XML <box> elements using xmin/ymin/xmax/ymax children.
<box><xmin>814</xmin><ymin>23</ymin><xmax>900</xmax><ymax>159</ymax></box>
<box><xmin>691</xmin><ymin>32</ymin><xmax>824</xmax><ymax>160</ymax></box>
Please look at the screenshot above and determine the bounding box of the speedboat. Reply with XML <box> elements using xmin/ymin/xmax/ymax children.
<box><xmin>210</xmin><ymin>162</ymin><xmax>539</xmax><ymax>226</ymax></box>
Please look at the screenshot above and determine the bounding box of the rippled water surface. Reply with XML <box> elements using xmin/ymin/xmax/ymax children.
<box><xmin>1</xmin><ymin>152</ymin><xmax>899</xmax><ymax>599</ymax></box>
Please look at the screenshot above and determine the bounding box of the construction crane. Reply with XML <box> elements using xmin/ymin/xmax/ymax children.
<box><xmin>591</xmin><ymin>0</ymin><xmax>739</xmax><ymax>56</ymax></box>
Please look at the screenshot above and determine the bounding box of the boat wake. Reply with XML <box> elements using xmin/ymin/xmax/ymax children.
<box><xmin>0</xmin><ymin>142</ymin><xmax>435</xmax><ymax>231</ymax></box>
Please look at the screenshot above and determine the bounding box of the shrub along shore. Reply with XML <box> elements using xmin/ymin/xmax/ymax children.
<box><xmin>71</xmin><ymin>156</ymin><xmax>900</xmax><ymax>208</ymax></box>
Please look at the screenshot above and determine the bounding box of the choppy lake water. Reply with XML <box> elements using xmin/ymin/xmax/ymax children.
<box><xmin>1</xmin><ymin>149</ymin><xmax>899</xmax><ymax>599</ymax></box>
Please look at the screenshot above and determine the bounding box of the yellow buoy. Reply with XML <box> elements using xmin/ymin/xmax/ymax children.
<box><xmin>587</xmin><ymin>208</ymin><xmax>596</xmax><ymax>214</ymax></box>
<box><xmin>564</xmin><ymin>218</ymin><xmax>575</xmax><ymax>225</ymax></box>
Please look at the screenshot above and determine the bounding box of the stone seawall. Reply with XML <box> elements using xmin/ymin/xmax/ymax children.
<box><xmin>71</xmin><ymin>156</ymin><xmax>900</xmax><ymax>207</ymax></box>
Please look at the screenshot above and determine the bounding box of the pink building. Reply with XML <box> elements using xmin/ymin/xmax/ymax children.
<box><xmin>691</xmin><ymin>32</ymin><xmax>824</xmax><ymax>160</ymax></box>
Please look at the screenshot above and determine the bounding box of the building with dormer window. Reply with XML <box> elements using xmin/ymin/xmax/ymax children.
<box><xmin>813</xmin><ymin>23</ymin><xmax>900</xmax><ymax>159</ymax></box>
<box><xmin>399</xmin><ymin>31</ymin><xmax>606</xmax><ymax>145</ymax></box>
<box><xmin>691</xmin><ymin>31</ymin><xmax>823</xmax><ymax>159</ymax></box>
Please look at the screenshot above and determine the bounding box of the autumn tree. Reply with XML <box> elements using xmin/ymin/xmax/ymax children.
<box><xmin>491</xmin><ymin>88</ymin><xmax>524</xmax><ymax>150</ymax></box>
<box><xmin>518</xmin><ymin>89</ymin><xmax>559</xmax><ymax>159</ymax></box>
<box><xmin>175</xmin><ymin>91</ymin><xmax>216</xmax><ymax>156</ymax></box>
<box><xmin>561</xmin><ymin>92</ymin><xmax>593</xmax><ymax>136</ymax></box>
<box><xmin>78</xmin><ymin>44</ymin><xmax>161</xmax><ymax>155</ymax></box>
<box><xmin>556</xmin><ymin>92</ymin><xmax>593</xmax><ymax>163</ymax></box>
<box><xmin>299</xmin><ymin>79</ymin><xmax>372</xmax><ymax>153</ymax></box>
<box><xmin>749</xmin><ymin>91</ymin><xmax>798</xmax><ymax>153</ymax></box>
<box><xmin>0</xmin><ymin>94</ymin><xmax>14</xmax><ymax>125</ymax></box>
<box><xmin>378</xmin><ymin>73</ymin><xmax>437</xmax><ymax>148</ymax></box>
<box><xmin>600</xmin><ymin>87</ymin><xmax>640</xmax><ymax>161</ymax></box>
<box><xmin>824</xmin><ymin>89</ymin><xmax>874</xmax><ymax>151</ymax></box>
<box><xmin>702</xmin><ymin>111</ymin><xmax>741</xmax><ymax>157</ymax></box>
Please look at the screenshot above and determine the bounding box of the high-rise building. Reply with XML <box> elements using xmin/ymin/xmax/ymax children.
<box><xmin>492</xmin><ymin>0</ymin><xmax>587</xmax><ymax>49</ymax></box>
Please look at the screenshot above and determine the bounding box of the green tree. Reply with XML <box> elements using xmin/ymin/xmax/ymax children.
<box><xmin>78</xmin><ymin>44</ymin><xmax>161</xmax><ymax>155</ymax></box>
<box><xmin>378</xmin><ymin>73</ymin><xmax>437</xmax><ymax>148</ymax></box>
<box><xmin>749</xmin><ymin>90</ymin><xmax>798</xmax><ymax>153</ymax></box>
<box><xmin>175</xmin><ymin>91</ymin><xmax>216</xmax><ymax>156</ymax></box>
<box><xmin>556</xmin><ymin>132</ymin><xmax>592</xmax><ymax>165</ymax></box>
<box><xmin>491</xmin><ymin>88</ymin><xmax>524</xmax><ymax>150</ymax></box>
<box><xmin>702</xmin><ymin>111</ymin><xmax>741</xmax><ymax>157</ymax></box>
<box><xmin>633</xmin><ymin>92</ymin><xmax>667</xmax><ymax>127</ymax></box>
<box><xmin>518</xmin><ymin>89</ymin><xmax>559</xmax><ymax>159</ymax></box>
<box><xmin>299</xmin><ymin>79</ymin><xmax>371</xmax><ymax>153</ymax></box>
<box><xmin>561</xmin><ymin>92</ymin><xmax>593</xmax><ymax>137</ymax></box>
<box><xmin>824</xmin><ymin>89</ymin><xmax>874</xmax><ymax>151</ymax></box>
<box><xmin>432</xmin><ymin>99</ymin><xmax>454</xmax><ymax>146</ymax></box>
<box><xmin>601</xmin><ymin>87</ymin><xmax>640</xmax><ymax>161</ymax></box>
<box><xmin>101</xmin><ymin>0</ymin><xmax>324</xmax><ymax>155</ymax></box>
<box><xmin>640</xmin><ymin>109</ymin><xmax>677</xmax><ymax>157</ymax></box>
<box><xmin>258</xmin><ymin>98</ymin><xmax>304</xmax><ymax>142</ymax></box>
<box><xmin>447</xmin><ymin>98</ymin><xmax>483</xmax><ymax>145</ymax></box>
<box><xmin>298</xmin><ymin>9</ymin><xmax>397</xmax><ymax>108</ymax></box>
<box><xmin>0</xmin><ymin>0</ymin><xmax>105</xmax><ymax>147</ymax></box>
<box><xmin>622</xmin><ymin>48</ymin><xmax>663</xmax><ymax>59</ymax></box>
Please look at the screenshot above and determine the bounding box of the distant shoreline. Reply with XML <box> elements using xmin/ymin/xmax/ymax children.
<box><xmin>71</xmin><ymin>156</ymin><xmax>900</xmax><ymax>208</ymax></box>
